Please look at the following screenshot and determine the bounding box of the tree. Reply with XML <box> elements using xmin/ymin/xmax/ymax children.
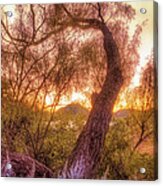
<box><xmin>58</xmin><ymin>3</ymin><xmax>139</xmax><ymax>178</ymax></box>
<box><xmin>129</xmin><ymin>54</ymin><xmax>156</xmax><ymax>155</ymax></box>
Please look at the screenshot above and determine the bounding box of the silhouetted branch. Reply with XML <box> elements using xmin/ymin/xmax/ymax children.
<box><xmin>97</xmin><ymin>3</ymin><xmax>105</xmax><ymax>23</ymax></box>
<box><xmin>1</xmin><ymin>20</ymin><xmax>28</xmax><ymax>44</ymax></box>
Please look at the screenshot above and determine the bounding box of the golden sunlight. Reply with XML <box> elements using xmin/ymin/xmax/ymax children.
<box><xmin>71</xmin><ymin>92</ymin><xmax>85</xmax><ymax>102</ymax></box>
<box><xmin>58</xmin><ymin>91</ymin><xmax>91</xmax><ymax>110</ymax></box>
<box><xmin>45</xmin><ymin>90</ymin><xmax>130</xmax><ymax>113</ymax></box>
<box><xmin>45</xmin><ymin>94</ymin><xmax>54</xmax><ymax>106</ymax></box>
<box><xmin>45</xmin><ymin>90</ymin><xmax>91</xmax><ymax>111</ymax></box>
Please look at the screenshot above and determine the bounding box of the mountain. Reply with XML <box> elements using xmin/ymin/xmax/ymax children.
<box><xmin>56</xmin><ymin>103</ymin><xmax>89</xmax><ymax>116</ymax></box>
<box><xmin>113</xmin><ymin>109</ymin><xmax>130</xmax><ymax>119</ymax></box>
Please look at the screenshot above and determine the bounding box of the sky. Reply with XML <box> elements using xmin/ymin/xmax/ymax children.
<box><xmin>128</xmin><ymin>0</ymin><xmax>154</xmax><ymax>87</ymax></box>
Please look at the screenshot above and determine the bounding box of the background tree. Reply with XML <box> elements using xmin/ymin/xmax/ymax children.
<box><xmin>128</xmin><ymin>53</ymin><xmax>156</xmax><ymax>155</ymax></box>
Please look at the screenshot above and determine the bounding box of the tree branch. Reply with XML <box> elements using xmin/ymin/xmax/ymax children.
<box><xmin>30</xmin><ymin>5</ymin><xmax>36</xmax><ymax>41</ymax></box>
<box><xmin>61</xmin><ymin>4</ymin><xmax>104</xmax><ymax>30</ymax></box>
<box><xmin>97</xmin><ymin>3</ymin><xmax>105</xmax><ymax>23</ymax></box>
<box><xmin>1</xmin><ymin>20</ymin><xmax>28</xmax><ymax>44</ymax></box>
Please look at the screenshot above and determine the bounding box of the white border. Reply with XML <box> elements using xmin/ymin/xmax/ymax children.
<box><xmin>0</xmin><ymin>0</ymin><xmax>162</xmax><ymax>186</ymax></box>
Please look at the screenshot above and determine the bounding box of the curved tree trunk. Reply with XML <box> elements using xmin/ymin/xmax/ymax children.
<box><xmin>60</xmin><ymin>22</ymin><xmax>123</xmax><ymax>179</ymax></box>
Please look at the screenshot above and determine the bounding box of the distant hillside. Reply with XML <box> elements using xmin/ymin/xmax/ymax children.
<box><xmin>113</xmin><ymin>109</ymin><xmax>130</xmax><ymax>118</ymax></box>
<box><xmin>113</xmin><ymin>108</ymin><xmax>154</xmax><ymax>119</ymax></box>
<box><xmin>56</xmin><ymin>103</ymin><xmax>89</xmax><ymax>116</ymax></box>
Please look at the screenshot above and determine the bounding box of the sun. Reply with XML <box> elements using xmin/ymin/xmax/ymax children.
<box><xmin>45</xmin><ymin>94</ymin><xmax>54</xmax><ymax>106</ymax></box>
<box><xmin>71</xmin><ymin>92</ymin><xmax>85</xmax><ymax>102</ymax></box>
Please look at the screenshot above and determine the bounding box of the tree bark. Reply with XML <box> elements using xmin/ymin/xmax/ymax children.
<box><xmin>60</xmin><ymin>22</ymin><xmax>123</xmax><ymax>179</ymax></box>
